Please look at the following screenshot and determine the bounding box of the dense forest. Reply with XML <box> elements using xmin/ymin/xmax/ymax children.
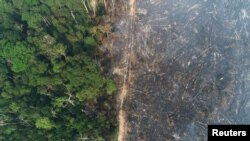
<box><xmin>0</xmin><ymin>0</ymin><xmax>117</xmax><ymax>140</ymax></box>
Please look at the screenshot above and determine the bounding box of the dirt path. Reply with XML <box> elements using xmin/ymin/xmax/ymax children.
<box><xmin>117</xmin><ymin>0</ymin><xmax>136</xmax><ymax>141</ymax></box>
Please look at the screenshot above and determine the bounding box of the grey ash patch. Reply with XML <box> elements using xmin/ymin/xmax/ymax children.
<box><xmin>112</xmin><ymin>0</ymin><xmax>250</xmax><ymax>140</ymax></box>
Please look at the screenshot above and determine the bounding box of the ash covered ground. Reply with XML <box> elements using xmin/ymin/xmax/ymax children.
<box><xmin>110</xmin><ymin>0</ymin><xmax>250</xmax><ymax>140</ymax></box>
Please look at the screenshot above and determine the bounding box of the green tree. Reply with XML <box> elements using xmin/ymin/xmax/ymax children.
<box><xmin>0</xmin><ymin>0</ymin><xmax>117</xmax><ymax>140</ymax></box>
<box><xmin>35</xmin><ymin>117</ymin><xmax>54</xmax><ymax>130</ymax></box>
<box><xmin>0</xmin><ymin>41</ymin><xmax>34</xmax><ymax>73</ymax></box>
